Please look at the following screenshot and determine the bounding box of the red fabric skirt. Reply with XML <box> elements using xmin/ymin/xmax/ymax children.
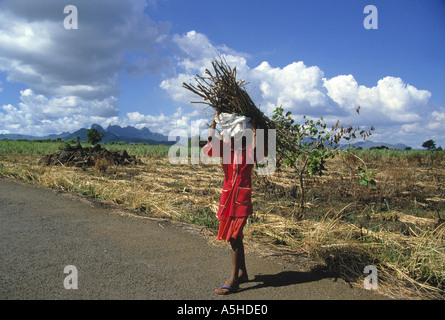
<box><xmin>217</xmin><ymin>216</ymin><xmax>248</xmax><ymax>242</ymax></box>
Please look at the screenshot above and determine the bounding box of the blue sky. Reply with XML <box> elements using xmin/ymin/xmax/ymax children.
<box><xmin>0</xmin><ymin>0</ymin><xmax>444</xmax><ymax>148</ymax></box>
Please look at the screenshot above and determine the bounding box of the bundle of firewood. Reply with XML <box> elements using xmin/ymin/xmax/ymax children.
<box><xmin>182</xmin><ymin>57</ymin><xmax>275</xmax><ymax>132</ymax></box>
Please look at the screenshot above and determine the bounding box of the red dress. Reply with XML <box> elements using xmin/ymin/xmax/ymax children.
<box><xmin>203</xmin><ymin>137</ymin><xmax>254</xmax><ymax>241</ymax></box>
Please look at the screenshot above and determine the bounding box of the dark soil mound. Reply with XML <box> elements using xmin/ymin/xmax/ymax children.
<box><xmin>40</xmin><ymin>143</ymin><xmax>141</xmax><ymax>167</ymax></box>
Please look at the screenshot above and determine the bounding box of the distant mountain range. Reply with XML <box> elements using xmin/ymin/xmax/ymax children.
<box><xmin>0</xmin><ymin>125</ymin><xmax>411</xmax><ymax>149</ymax></box>
<box><xmin>0</xmin><ymin>124</ymin><xmax>175</xmax><ymax>146</ymax></box>
<box><xmin>346</xmin><ymin>140</ymin><xmax>410</xmax><ymax>150</ymax></box>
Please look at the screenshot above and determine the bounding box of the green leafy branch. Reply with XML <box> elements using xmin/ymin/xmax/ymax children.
<box><xmin>272</xmin><ymin>106</ymin><xmax>374</xmax><ymax>218</ymax></box>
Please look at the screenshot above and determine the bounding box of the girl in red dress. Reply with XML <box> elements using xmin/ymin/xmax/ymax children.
<box><xmin>203</xmin><ymin>111</ymin><xmax>257</xmax><ymax>295</ymax></box>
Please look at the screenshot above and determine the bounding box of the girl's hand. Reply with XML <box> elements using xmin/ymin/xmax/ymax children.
<box><xmin>209</xmin><ymin>110</ymin><xmax>218</xmax><ymax>140</ymax></box>
<box><xmin>211</xmin><ymin>110</ymin><xmax>219</xmax><ymax>127</ymax></box>
<box><xmin>251</xmin><ymin>116</ymin><xmax>257</xmax><ymax>129</ymax></box>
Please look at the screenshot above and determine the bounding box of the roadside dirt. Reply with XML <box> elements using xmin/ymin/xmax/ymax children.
<box><xmin>0</xmin><ymin>178</ymin><xmax>388</xmax><ymax>300</ymax></box>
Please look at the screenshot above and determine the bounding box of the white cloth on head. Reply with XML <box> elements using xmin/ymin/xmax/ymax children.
<box><xmin>215</xmin><ymin>112</ymin><xmax>252</xmax><ymax>143</ymax></box>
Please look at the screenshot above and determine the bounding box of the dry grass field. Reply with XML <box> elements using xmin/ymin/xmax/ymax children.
<box><xmin>1</xmin><ymin>140</ymin><xmax>444</xmax><ymax>299</ymax></box>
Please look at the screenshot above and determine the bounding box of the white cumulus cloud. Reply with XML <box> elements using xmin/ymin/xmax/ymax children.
<box><xmin>160</xmin><ymin>30</ymin><xmax>443</xmax><ymax>147</ymax></box>
<box><xmin>0</xmin><ymin>0</ymin><xmax>171</xmax><ymax>134</ymax></box>
<box><xmin>0</xmin><ymin>89</ymin><xmax>119</xmax><ymax>136</ymax></box>
<box><xmin>324</xmin><ymin>75</ymin><xmax>430</xmax><ymax>125</ymax></box>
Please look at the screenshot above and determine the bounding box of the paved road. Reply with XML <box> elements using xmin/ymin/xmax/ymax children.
<box><xmin>0</xmin><ymin>178</ymin><xmax>387</xmax><ymax>301</ymax></box>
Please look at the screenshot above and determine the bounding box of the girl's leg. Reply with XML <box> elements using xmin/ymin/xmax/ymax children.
<box><xmin>233</xmin><ymin>237</ymin><xmax>248</xmax><ymax>282</ymax></box>
<box><xmin>215</xmin><ymin>236</ymin><xmax>248</xmax><ymax>294</ymax></box>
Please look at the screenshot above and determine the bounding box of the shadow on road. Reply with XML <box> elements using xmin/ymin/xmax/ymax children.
<box><xmin>242</xmin><ymin>270</ymin><xmax>327</xmax><ymax>292</ymax></box>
